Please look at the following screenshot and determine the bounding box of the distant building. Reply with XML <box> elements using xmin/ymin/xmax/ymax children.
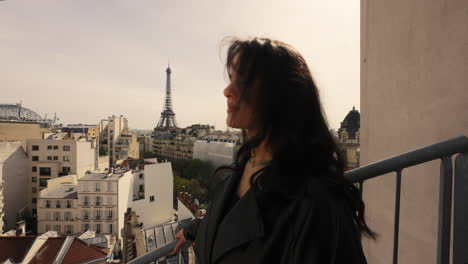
<box><xmin>153</xmin><ymin>124</ymin><xmax>214</xmax><ymax>160</ymax></box>
<box><xmin>98</xmin><ymin>115</ymin><xmax>139</xmax><ymax>167</ymax></box>
<box><xmin>0</xmin><ymin>142</ymin><xmax>29</xmax><ymax>233</ymax></box>
<box><xmin>27</xmin><ymin>134</ymin><xmax>105</xmax><ymax>217</ymax></box>
<box><xmin>337</xmin><ymin>106</ymin><xmax>360</xmax><ymax>170</ymax></box>
<box><xmin>193</xmin><ymin>131</ymin><xmax>241</xmax><ymax>168</ymax></box>
<box><xmin>61</xmin><ymin>124</ymin><xmax>99</xmax><ymax>139</ymax></box>
<box><xmin>137</xmin><ymin>134</ymin><xmax>153</xmax><ymax>157</ymax></box>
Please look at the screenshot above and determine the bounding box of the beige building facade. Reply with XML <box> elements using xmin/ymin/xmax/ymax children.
<box><xmin>37</xmin><ymin>183</ymin><xmax>80</xmax><ymax>235</ymax></box>
<box><xmin>27</xmin><ymin>135</ymin><xmax>99</xmax><ymax>216</ymax></box>
<box><xmin>0</xmin><ymin>121</ymin><xmax>51</xmax><ymax>150</ymax></box>
<box><xmin>360</xmin><ymin>0</ymin><xmax>468</xmax><ymax>263</ymax></box>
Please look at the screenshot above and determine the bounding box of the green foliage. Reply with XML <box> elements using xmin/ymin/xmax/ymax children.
<box><xmin>156</xmin><ymin>154</ymin><xmax>218</xmax><ymax>204</ymax></box>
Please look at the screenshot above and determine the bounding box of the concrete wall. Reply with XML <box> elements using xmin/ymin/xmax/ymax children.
<box><xmin>76</xmin><ymin>141</ymin><xmax>96</xmax><ymax>178</ymax></box>
<box><xmin>361</xmin><ymin>0</ymin><xmax>468</xmax><ymax>263</ymax></box>
<box><xmin>130</xmin><ymin>163</ymin><xmax>174</xmax><ymax>229</ymax></box>
<box><xmin>0</xmin><ymin>142</ymin><xmax>29</xmax><ymax>231</ymax></box>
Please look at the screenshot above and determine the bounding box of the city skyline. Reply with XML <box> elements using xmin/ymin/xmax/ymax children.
<box><xmin>1</xmin><ymin>0</ymin><xmax>360</xmax><ymax>130</ymax></box>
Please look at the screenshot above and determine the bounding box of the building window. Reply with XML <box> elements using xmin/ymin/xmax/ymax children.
<box><xmin>139</xmin><ymin>173</ymin><xmax>144</xmax><ymax>179</ymax></box>
<box><xmin>95</xmin><ymin>183</ymin><xmax>100</xmax><ymax>192</ymax></box>
<box><xmin>66</xmin><ymin>200</ymin><xmax>72</xmax><ymax>208</ymax></box>
<box><xmin>63</xmin><ymin>145</ymin><xmax>70</xmax><ymax>151</ymax></box>
<box><xmin>39</xmin><ymin>178</ymin><xmax>47</xmax><ymax>187</ymax></box>
<box><xmin>83</xmin><ymin>182</ymin><xmax>89</xmax><ymax>192</ymax></box>
<box><xmin>107</xmin><ymin>182</ymin><xmax>112</xmax><ymax>192</ymax></box>
<box><xmin>83</xmin><ymin>223</ymin><xmax>90</xmax><ymax>232</ymax></box>
<box><xmin>95</xmin><ymin>196</ymin><xmax>101</xmax><ymax>206</ymax></box>
<box><xmin>56</xmin><ymin>200</ymin><xmax>61</xmax><ymax>208</ymax></box>
<box><xmin>107</xmin><ymin>196</ymin><xmax>112</xmax><ymax>206</ymax></box>
<box><xmin>48</xmin><ymin>145</ymin><xmax>52</xmax><ymax>150</ymax></box>
<box><xmin>107</xmin><ymin>210</ymin><xmax>113</xmax><ymax>220</ymax></box>
<box><xmin>62</xmin><ymin>167</ymin><xmax>71</xmax><ymax>175</ymax></box>
<box><xmin>53</xmin><ymin>145</ymin><xmax>58</xmax><ymax>150</ymax></box>
<box><xmin>32</xmin><ymin>145</ymin><xmax>39</xmax><ymax>151</ymax></box>
<box><xmin>54</xmin><ymin>225</ymin><xmax>61</xmax><ymax>233</ymax></box>
<box><xmin>32</xmin><ymin>209</ymin><xmax>37</xmax><ymax>217</ymax></box>
<box><xmin>32</xmin><ymin>177</ymin><xmax>37</xmax><ymax>182</ymax></box>
<box><xmin>109</xmin><ymin>224</ymin><xmax>113</xmax><ymax>234</ymax></box>
<box><xmin>45</xmin><ymin>200</ymin><xmax>51</xmax><ymax>208</ymax></box>
<box><xmin>150</xmin><ymin>195</ymin><xmax>155</xmax><ymax>202</ymax></box>
<box><xmin>32</xmin><ymin>166</ymin><xmax>37</xmax><ymax>172</ymax></box>
<box><xmin>65</xmin><ymin>225</ymin><xmax>72</xmax><ymax>234</ymax></box>
<box><xmin>39</xmin><ymin>167</ymin><xmax>51</xmax><ymax>176</ymax></box>
<box><xmin>83</xmin><ymin>210</ymin><xmax>89</xmax><ymax>220</ymax></box>
<box><xmin>84</xmin><ymin>196</ymin><xmax>89</xmax><ymax>206</ymax></box>
<box><xmin>54</xmin><ymin>212</ymin><xmax>60</xmax><ymax>221</ymax></box>
<box><xmin>53</xmin><ymin>156</ymin><xmax>58</xmax><ymax>160</ymax></box>
<box><xmin>32</xmin><ymin>156</ymin><xmax>39</xmax><ymax>161</ymax></box>
<box><xmin>96</xmin><ymin>223</ymin><xmax>101</xmax><ymax>234</ymax></box>
<box><xmin>64</xmin><ymin>212</ymin><xmax>71</xmax><ymax>221</ymax></box>
<box><xmin>95</xmin><ymin>210</ymin><xmax>101</xmax><ymax>220</ymax></box>
<box><xmin>63</xmin><ymin>156</ymin><xmax>70</xmax><ymax>162</ymax></box>
<box><xmin>46</xmin><ymin>212</ymin><xmax>51</xmax><ymax>220</ymax></box>
<box><xmin>139</xmin><ymin>185</ymin><xmax>144</xmax><ymax>192</ymax></box>
<box><xmin>32</xmin><ymin>187</ymin><xmax>37</xmax><ymax>193</ymax></box>
<box><xmin>46</xmin><ymin>224</ymin><xmax>51</xmax><ymax>231</ymax></box>
<box><xmin>47</xmin><ymin>156</ymin><xmax>52</xmax><ymax>160</ymax></box>
<box><xmin>32</xmin><ymin>198</ymin><xmax>37</xmax><ymax>204</ymax></box>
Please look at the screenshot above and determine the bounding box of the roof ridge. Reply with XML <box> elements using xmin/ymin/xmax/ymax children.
<box><xmin>53</xmin><ymin>236</ymin><xmax>74</xmax><ymax>264</ymax></box>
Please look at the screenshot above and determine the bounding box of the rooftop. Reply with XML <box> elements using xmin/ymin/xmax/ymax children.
<box><xmin>39</xmin><ymin>184</ymin><xmax>78</xmax><ymax>199</ymax></box>
<box><xmin>79</xmin><ymin>172</ymin><xmax>122</xmax><ymax>181</ymax></box>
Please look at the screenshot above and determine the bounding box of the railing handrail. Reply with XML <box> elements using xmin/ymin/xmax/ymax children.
<box><xmin>127</xmin><ymin>239</ymin><xmax>179</xmax><ymax>264</ymax></box>
<box><xmin>345</xmin><ymin>135</ymin><xmax>468</xmax><ymax>183</ymax></box>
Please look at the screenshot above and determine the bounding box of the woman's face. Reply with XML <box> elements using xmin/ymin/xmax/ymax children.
<box><xmin>223</xmin><ymin>55</ymin><xmax>255</xmax><ymax>130</ymax></box>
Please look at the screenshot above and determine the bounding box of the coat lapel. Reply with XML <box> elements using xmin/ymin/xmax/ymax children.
<box><xmin>202</xmin><ymin>173</ymin><xmax>238</xmax><ymax>263</ymax></box>
<box><xmin>210</xmin><ymin>177</ymin><xmax>265</xmax><ymax>263</ymax></box>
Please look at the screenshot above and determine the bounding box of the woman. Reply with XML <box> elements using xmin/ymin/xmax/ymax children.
<box><xmin>171</xmin><ymin>37</ymin><xmax>375</xmax><ymax>264</ymax></box>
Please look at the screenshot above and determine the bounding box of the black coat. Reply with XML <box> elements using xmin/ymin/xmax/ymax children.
<box><xmin>183</xmin><ymin>171</ymin><xmax>367</xmax><ymax>264</ymax></box>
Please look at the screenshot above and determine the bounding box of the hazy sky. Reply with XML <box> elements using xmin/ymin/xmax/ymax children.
<box><xmin>1</xmin><ymin>0</ymin><xmax>359</xmax><ymax>130</ymax></box>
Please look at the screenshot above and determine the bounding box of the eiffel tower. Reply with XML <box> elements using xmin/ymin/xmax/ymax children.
<box><xmin>155</xmin><ymin>65</ymin><xmax>178</xmax><ymax>130</ymax></box>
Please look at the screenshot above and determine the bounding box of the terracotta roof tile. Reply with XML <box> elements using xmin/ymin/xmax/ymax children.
<box><xmin>0</xmin><ymin>237</ymin><xmax>36</xmax><ymax>263</ymax></box>
<box><xmin>61</xmin><ymin>239</ymin><xmax>107</xmax><ymax>264</ymax></box>
<box><xmin>30</xmin><ymin>237</ymin><xmax>66</xmax><ymax>264</ymax></box>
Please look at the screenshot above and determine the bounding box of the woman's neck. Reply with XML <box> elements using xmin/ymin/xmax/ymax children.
<box><xmin>247</xmin><ymin>129</ymin><xmax>272</xmax><ymax>162</ymax></box>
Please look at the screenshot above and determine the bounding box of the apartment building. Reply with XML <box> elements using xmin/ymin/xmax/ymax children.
<box><xmin>98</xmin><ymin>115</ymin><xmax>139</xmax><ymax>167</ymax></box>
<box><xmin>37</xmin><ymin>183</ymin><xmax>79</xmax><ymax>235</ymax></box>
<box><xmin>27</xmin><ymin>134</ymin><xmax>100</xmax><ymax>216</ymax></box>
<box><xmin>193</xmin><ymin>131</ymin><xmax>241</xmax><ymax>168</ymax></box>
<box><xmin>77</xmin><ymin>172</ymin><xmax>120</xmax><ymax>237</ymax></box>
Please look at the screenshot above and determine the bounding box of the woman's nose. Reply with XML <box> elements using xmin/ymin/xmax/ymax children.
<box><xmin>223</xmin><ymin>85</ymin><xmax>231</xmax><ymax>98</ymax></box>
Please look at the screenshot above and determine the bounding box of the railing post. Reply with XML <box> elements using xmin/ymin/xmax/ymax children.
<box><xmin>453</xmin><ymin>153</ymin><xmax>468</xmax><ymax>264</ymax></box>
<box><xmin>437</xmin><ymin>156</ymin><xmax>453</xmax><ymax>264</ymax></box>
<box><xmin>393</xmin><ymin>170</ymin><xmax>402</xmax><ymax>264</ymax></box>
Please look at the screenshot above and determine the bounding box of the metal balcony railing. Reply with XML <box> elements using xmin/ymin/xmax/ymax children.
<box><xmin>127</xmin><ymin>135</ymin><xmax>468</xmax><ymax>264</ymax></box>
<box><xmin>346</xmin><ymin>135</ymin><xmax>468</xmax><ymax>264</ymax></box>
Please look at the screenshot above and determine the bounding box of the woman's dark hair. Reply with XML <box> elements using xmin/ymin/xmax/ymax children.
<box><xmin>214</xmin><ymin>37</ymin><xmax>376</xmax><ymax>239</ymax></box>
